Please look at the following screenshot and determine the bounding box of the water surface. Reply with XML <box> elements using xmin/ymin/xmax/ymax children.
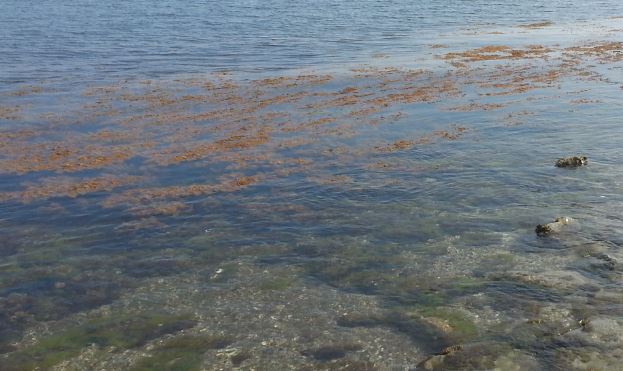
<box><xmin>1</xmin><ymin>1</ymin><xmax>623</xmax><ymax>370</ymax></box>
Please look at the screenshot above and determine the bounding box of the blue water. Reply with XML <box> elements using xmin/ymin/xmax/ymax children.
<box><xmin>1</xmin><ymin>1</ymin><xmax>623</xmax><ymax>370</ymax></box>
<box><xmin>2</xmin><ymin>0</ymin><xmax>623</xmax><ymax>83</ymax></box>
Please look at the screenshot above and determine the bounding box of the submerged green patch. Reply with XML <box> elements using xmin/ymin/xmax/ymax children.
<box><xmin>258</xmin><ymin>277</ymin><xmax>294</xmax><ymax>291</ymax></box>
<box><xmin>415</xmin><ymin>307</ymin><xmax>479</xmax><ymax>341</ymax></box>
<box><xmin>131</xmin><ymin>334</ymin><xmax>234</xmax><ymax>371</ymax></box>
<box><xmin>5</xmin><ymin>312</ymin><xmax>196</xmax><ymax>371</ymax></box>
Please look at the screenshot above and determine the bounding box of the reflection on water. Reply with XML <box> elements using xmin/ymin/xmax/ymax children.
<box><xmin>1</xmin><ymin>2</ymin><xmax>623</xmax><ymax>370</ymax></box>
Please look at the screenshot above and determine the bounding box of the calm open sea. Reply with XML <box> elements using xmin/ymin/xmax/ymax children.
<box><xmin>1</xmin><ymin>0</ymin><xmax>622</xmax><ymax>83</ymax></box>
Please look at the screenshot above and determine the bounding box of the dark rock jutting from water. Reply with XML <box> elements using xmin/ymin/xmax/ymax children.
<box><xmin>555</xmin><ymin>156</ymin><xmax>587</xmax><ymax>168</ymax></box>
<box><xmin>535</xmin><ymin>217</ymin><xmax>576</xmax><ymax>236</ymax></box>
<box><xmin>535</xmin><ymin>156</ymin><xmax>588</xmax><ymax>235</ymax></box>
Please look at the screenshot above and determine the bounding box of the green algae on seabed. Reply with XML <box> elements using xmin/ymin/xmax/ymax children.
<box><xmin>4</xmin><ymin>313</ymin><xmax>196</xmax><ymax>371</ymax></box>
<box><xmin>131</xmin><ymin>334</ymin><xmax>233</xmax><ymax>371</ymax></box>
<box><xmin>413</xmin><ymin>307</ymin><xmax>479</xmax><ymax>342</ymax></box>
<box><xmin>257</xmin><ymin>276</ymin><xmax>295</xmax><ymax>291</ymax></box>
<box><xmin>304</xmin><ymin>243</ymin><xmax>406</xmax><ymax>291</ymax></box>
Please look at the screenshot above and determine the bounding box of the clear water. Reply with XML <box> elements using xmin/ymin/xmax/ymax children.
<box><xmin>1</xmin><ymin>1</ymin><xmax>623</xmax><ymax>370</ymax></box>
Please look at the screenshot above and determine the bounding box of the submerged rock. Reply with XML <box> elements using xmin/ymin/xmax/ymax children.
<box><xmin>555</xmin><ymin>347</ymin><xmax>623</xmax><ymax>371</ymax></box>
<box><xmin>535</xmin><ymin>217</ymin><xmax>576</xmax><ymax>236</ymax></box>
<box><xmin>489</xmin><ymin>270</ymin><xmax>596</xmax><ymax>291</ymax></box>
<box><xmin>418</xmin><ymin>344</ymin><xmax>463</xmax><ymax>370</ymax></box>
<box><xmin>555</xmin><ymin>156</ymin><xmax>587</xmax><ymax>168</ymax></box>
<box><xmin>416</xmin><ymin>342</ymin><xmax>533</xmax><ymax>370</ymax></box>
<box><xmin>561</xmin><ymin>316</ymin><xmax>623</xmax><ymax>349</ymax></box>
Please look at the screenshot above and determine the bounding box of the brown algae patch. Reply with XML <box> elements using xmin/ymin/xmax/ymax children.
<box><xmin>517</xmin><ymin>21</ymin><xmax>553</xmax><ymax>29</ymax></box>
<box><xmin>0</xmin><ymin>35</ymin><xmax>620</xmax><ymax>208</ymax></box>
<box><xmin>376</xmin><ymin>138</ymin><xmax>431</xmax><ymax>153</ymax></box>
<box><xmin>7</xmin><ymin>85</ymin><xmax>45</xmax><ymax>97</ymax></box>
<box><xmin>0</xmin><ymin>176</ymin><xmax>142</xmax><ymax>203</ymax></box>
<box><xmin>0</xmin><ymin>64</ymin><xmax>500</xmax><ymax>184</ymax></box>
<box><xmin>169</xmin><ymin>127</ymin><xmax>272</xmax><ymax>164</ymax></box>
<box><xmin>375</xmin><ymin>126</ymin><xmax>467</xmax><ymax>152</ymax></box>
<box><xmin>564</xmin><ymin>41</ymin><xmax>623</xmax><ymax>62</ymax></box>
<box><xmin>570</xmin><ymin>98</ymin><xmax>603</xmax><ymax>104</ymax></box>
<box><xmin>364</xmin><ymin>80</ymin><xmax>461</xmax><ymax>107</ymax></box>
<box><xmin>101</xmin><ymin>175</ymin><xmax>260</xmax><ymax>207</ymax></box>
<box><xmin>280</xmin><ymin>117</ymin><xmax>336</xmax><ymax>133</ymax></box>
<box><xmin>443</xmin><ymin>45</ymin><xmax>552</xmax><ymax>63</ymax></box>
<box><xmin>252</xmin><ymin>74</ymin><xmax>333</xmax><ymax>88</ymax></box>
<box><xmin>0</xmin><ymin>106</ymin><xmax>22</xmax><ymax>120</ymax></box>
<box><xmin>446</xmin><ymin>102</ymin><xmax>507</xmax><ymax>112</ymax></box>
<box><xmin>0</xmin><ymin>140</ymin><xmax>135</xmax><ymax>174</ymax></box>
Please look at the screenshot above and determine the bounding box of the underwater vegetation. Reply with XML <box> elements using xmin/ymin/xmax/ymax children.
<box><xmin>1</xmin><ymin>13</ymin><xmax>623</xmax><ymax>370</ymax></box>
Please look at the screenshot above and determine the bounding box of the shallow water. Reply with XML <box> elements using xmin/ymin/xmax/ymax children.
<box><xmin>1</xmin><ymin>1</ymin><xmax>623</xmax><ymax>370</ymax></box>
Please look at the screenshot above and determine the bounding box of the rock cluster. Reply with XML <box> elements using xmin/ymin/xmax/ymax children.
<box><xmin>536</xmin><ymin>155</ymin><xmax>588</xmax><ymax>235</ymax></box>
